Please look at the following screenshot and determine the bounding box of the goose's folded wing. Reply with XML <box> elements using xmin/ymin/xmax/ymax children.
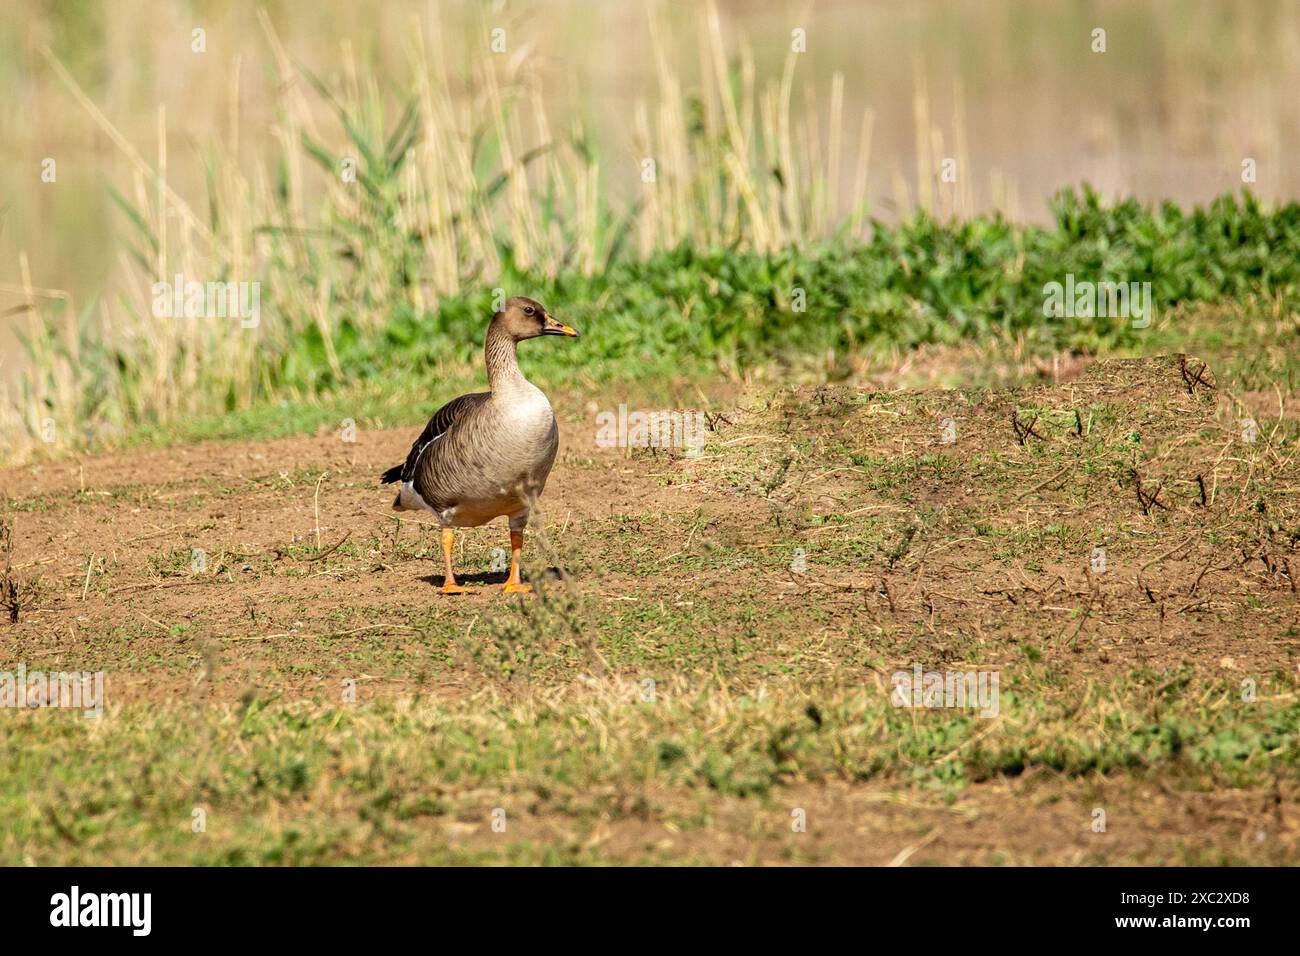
<box><xmin>396</xmin><ymin>391</ymin><xmax>490</xmax><ymax>484</ymax></box>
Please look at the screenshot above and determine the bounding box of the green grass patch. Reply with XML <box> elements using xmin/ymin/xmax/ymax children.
<box><xmin>2</xmin><ymin>669</ymin><xmax>1294</xmax><ymax>864</ymax></box>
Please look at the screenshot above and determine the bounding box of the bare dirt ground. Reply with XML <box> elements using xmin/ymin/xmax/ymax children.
<box><xmin>1</xmin><ymin>355</ymin><xmax>1297</xmax><ymax>864</ymax></box>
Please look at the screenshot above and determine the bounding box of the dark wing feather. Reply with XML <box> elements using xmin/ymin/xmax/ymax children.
<box><xmin>380</xmin><ymin>392</ymin><xmax>489</xmax><ymax>484</ymax></box>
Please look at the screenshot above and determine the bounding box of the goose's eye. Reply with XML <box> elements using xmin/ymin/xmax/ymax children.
<box><xmin>524</xmin><ymin>306</ymin><xmax>535</xmax><ymax>316</ymax></box>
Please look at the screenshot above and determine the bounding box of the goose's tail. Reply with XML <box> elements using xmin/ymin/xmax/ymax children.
<box><xmin>379</xmin><ymin>465</ymin><xmax>403</xmax><ymax>484</ymax></box>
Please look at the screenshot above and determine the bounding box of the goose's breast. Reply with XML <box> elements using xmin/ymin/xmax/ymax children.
<box><xmin>491</xmin><ymin>387</ymin><xmax>558</xmax><ymax>477</ymax></box>
<box><xmin>505</xmin><ymin>387</ymin><xmax>556</xmax><ymax>438</ymax></box>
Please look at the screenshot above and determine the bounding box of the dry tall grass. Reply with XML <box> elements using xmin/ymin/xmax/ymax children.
<box><xmin>6</xmin><ymin>1</ymin><xmax>965</xmax><ymax>462</ymax></box>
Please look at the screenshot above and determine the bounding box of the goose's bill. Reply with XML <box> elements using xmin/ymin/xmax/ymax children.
<box><xmin>542</xmin><ymin>315</ymin><xmax>580</xmax><ymax>337</ymax></box>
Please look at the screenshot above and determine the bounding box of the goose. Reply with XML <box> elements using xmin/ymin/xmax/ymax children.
<box><xmin>379</xmin><ymin>296</ymin><xmax>579</xmax><ymax>594</ymax></box>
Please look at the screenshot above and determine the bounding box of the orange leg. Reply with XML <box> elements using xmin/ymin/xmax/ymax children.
<box><xmin>502</xmin><ymin>528</ymin><xmax>532</xmax><ymax>593</ymax></box>
<box><xmin>440</xmin><ymin>527</ymin><xmax>477</xmax><ymax>594</ymax></box>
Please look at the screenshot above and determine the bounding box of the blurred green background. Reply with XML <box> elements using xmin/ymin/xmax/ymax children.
<box><xmin>0</xmin><ymin>0</ymin><xmax>1297</xmax><ymax>454</ymax></box>
<box><xmin>3</xmin><ymin>0</ymin><xmax>1296</xmax><ymax>329</ymax></box>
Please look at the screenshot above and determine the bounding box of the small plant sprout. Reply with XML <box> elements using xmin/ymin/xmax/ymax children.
<box><xmin>790</xmin><ymin>547</ymin><xmax>808</xmax><ymax>574</ymax></box>
<box><xmin>1240</xmin><ymin>417</ymin><xmax>1258</xmax><ymax>443</ymax></box>
<box><xmin>491</xmin><ymin>808</ymin><xmax>507</xmax><ymax>833</ymax></box>
<box><xmin>1</xmin><ymin>520</ymin><xmax>35</xmax><ymax>625</ymax></box>
<box><xmin>340</xmin><ymin>418</ymin><xmax>357</xmax><ymax>443</ymax></box>
<box><xmin>1179</xmin><ymin>357</ymin><xmax>1215</xmax><ymax>394</ymax></box>
<box><xmin>1090</xmin><ymin>546</ymin><xmax>1107</xmax><ymax>574</ymax></box>
<box><xmin>341</xmin><ymin>678</ymin><xmax>357</xmax><ymax>704</ymax></box>
<box><xmin>1092</xmin><ymin>808</ymin><xmax>1107</xmax><ymax>833</ymax></box>
<box><xmin>191</xmin><ymin>807</ymin><xmax>207</xmax><ymax>833</ymax></box>
<box><xmin>791</xmin><ymin>808</ymin><xmax>807</xmax><ymax>833</ymax></box>
<box><xmin>41</xmin><ymin>158</ymin><xmax>56</xmax><ymax>183</ymax></box>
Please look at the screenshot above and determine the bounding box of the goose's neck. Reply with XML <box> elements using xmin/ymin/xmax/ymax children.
<box><xmin>485</xmin><ymin>323</ymin><xmax>528</xmax><ymax>393</ymax></box>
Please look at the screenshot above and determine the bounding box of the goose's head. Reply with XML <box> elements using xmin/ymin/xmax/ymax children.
<box><xmin>496</xmin><ymin>296</ymin><xmax>579</xmax><ymax>341</ymax></box>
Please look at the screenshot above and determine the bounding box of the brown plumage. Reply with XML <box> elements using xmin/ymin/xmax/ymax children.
<box><xmin>379</xmin><ymin>296</ymin><xmax>579</xmax><ymax>593</ymax></box>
